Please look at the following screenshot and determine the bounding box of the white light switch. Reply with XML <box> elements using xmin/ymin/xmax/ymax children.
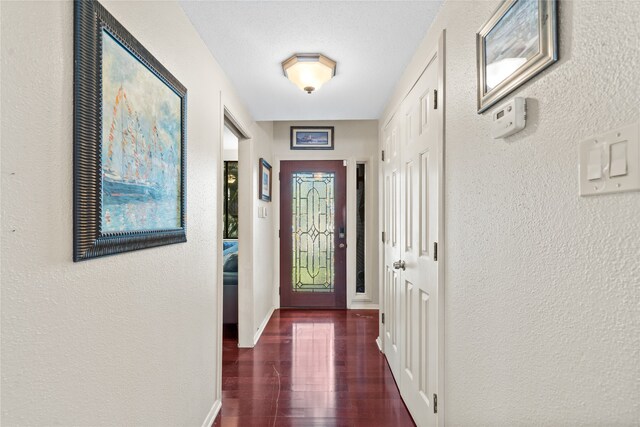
<box><xmin>579</xmin><ymin>122</ymin><xmax>640</xmax><ymax>196</ymax></box>
<box><xmin>588</xmin><ymin>149</ymin><xmax>602</xmax><ymax>180</ymax></box>
<box><xmin>609</xmin><ymin>141</ymin><xmax>627</xmax><ymax>177</ymax></box>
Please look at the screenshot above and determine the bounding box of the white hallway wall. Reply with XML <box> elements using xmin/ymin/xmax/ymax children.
<box><xmin>382</xmin><ymin>0</ymin><xmax>640</xmax><ymax>424</ymax></box>
<box><xmin>223</xmin><ymin>125</ymin><xmax>239</xmax><ymax>161</ymax></box>
<box><xmin>270</xmin><ymin>121</ymin><xmax>379</xmax><ymax>309</ymax></box>
<box><xmin>252</xmin><ymin>122</ymin><xmax>275</xmax><ymax>341</ymax></box>
<box><xmin>222</xmin><ymin>117</ymin><xmax>274</xmax><ymax>348</ymax></box>
<box><xmin>1</xmin><ymin>1</ymin><xmax>266</xmax><ymax>425</ymax></box>
<box><xmin>237</xmin><ymin>121</ymin><xmax>275</xmax><ymax>347</ymax></box>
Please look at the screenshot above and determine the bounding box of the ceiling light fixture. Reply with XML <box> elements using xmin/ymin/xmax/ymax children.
<box><xmin>282</xmin><ymin>53</ymin><xmax>336</xmax><ymax>94</ymax></box>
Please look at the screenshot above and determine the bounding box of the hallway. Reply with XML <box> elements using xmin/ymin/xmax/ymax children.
<box><xmin>2</xmin><ymin>1</ymin><xmax>639</xmax><ymax>425</ymax></box>
<box><xmin>214</xmin><ymin>310</ymin><xmax>415</xmax><ymax>426</ymax></box>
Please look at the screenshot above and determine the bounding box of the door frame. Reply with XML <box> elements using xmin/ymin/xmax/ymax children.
<box><xmin>216</xmin><ymin>103</ymin><xmax>253</xmax><ymax>398</ymax></box>
<box><xmin>272</xmin><ymin>154</ymin><xmax>378</xmax><ymax>311</ymax></box>
<box><xmin>378</xmin><ymin>29</ymin><xmax>446</xmax><ymax>426</ymax></box>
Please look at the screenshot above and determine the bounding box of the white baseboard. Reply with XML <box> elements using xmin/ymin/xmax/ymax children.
<box><xmin>376</xmin><ymin>336</ymin><xmax>383</xmax><ymax>353</ymax></box>
<box><xmin>349</xmin><ymin>302</ymin><xmax>379</xmax><ymax>310</ymax></box>
<box><xmin>201</xmin><ymin>399</ymin><xmax>221</xmax><ymax>427</ymax></box>
<box><xmin>253</xmin><ymin>306</ymin><xmax>275</xmax><ymax>345</ymax></box>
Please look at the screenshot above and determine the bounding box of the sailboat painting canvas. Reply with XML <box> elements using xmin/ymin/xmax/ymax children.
<box><xmin>74</xmin><ymin>0</ymin><xmax>186</xmax><ymax>261</ymax></box>
<box><xmin>101</xmin><ymin>31</ymin><xmax>181</xmax><ymax>233</ymax></box>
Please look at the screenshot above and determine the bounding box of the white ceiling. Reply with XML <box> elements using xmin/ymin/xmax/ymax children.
<box><xmin>179</xmin><ymin>1</ymin><xmax>443</xmax><ymax>121</ymax></box>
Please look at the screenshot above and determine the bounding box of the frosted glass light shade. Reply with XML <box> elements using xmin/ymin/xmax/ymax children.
<box><xmin>282</xmin><ymin>54</ymin><xmax>336</xmax><ymax>94</ymax></box>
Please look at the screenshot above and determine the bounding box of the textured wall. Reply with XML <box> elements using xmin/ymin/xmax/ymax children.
<box><xmin>271</xmin><ymin>121</ymin><xmax>380</xmax><ymax>308</ymax></box>
<box><xmin>235</xmin><ymin>120</ymin><xmax>275</xmax><ymax>348</ymax></box>
<box><xmin>1</xmin><ymin>1</ymin><xmax>256</xmax><ymax>425</ymax></box>
<box><xmin>383</xmin><ymin>0</ymin><xmax>640</xmax><ymax>424</ymax></box>
<box><xmin>251</xmin><ymin>122</ymin><xmax>276</xmax><ymax>342</ymax></box>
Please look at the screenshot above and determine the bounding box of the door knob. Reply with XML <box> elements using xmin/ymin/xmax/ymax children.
<box><xmin>393</xmin><ymin>260</ymin><xmax>406</xmax><ymax>270</ymax></box>
<box><xmin>339</xmin><ymin>243</ymin><xmax>346</xmax><ymax>248</ymax></box>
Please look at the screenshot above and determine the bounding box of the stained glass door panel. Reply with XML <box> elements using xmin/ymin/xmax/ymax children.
<box><xmin>280</xmin><ymin>161</ymin><xmax>346</xmax><ymax>308</ymax></box>
<box><xmin>292</xmin><ymin>172</ymin><xmax>335</xmax><ymax>293</ymax></box>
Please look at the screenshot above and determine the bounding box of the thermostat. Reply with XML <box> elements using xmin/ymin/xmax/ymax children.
<box><xmin>491</xmin><ymin>97</ymin><xmax>527</xmax><ymax>139</ymax></box>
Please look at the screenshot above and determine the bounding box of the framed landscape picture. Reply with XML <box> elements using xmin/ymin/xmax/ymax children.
<box><xmin>476</xmin><ymin>0</ymin><xmax>558</xmax><ymax>113</ymax></box>
<box><xmin>290</xmin><ymin>126</ymin><xmax>334</xmax><ymax>150</ymax></box>
<box><xmin>259</xmin><ymin>158</ymin><xmax>272</xmax><ymax>202</ymax></box>
<box><xmin>74</xmin><ymin>0</ymin><xmax>187</xmax><ymax>261</ymax></box>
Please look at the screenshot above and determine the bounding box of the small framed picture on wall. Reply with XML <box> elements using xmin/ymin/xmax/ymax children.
<box><xmin>259</xmin><ymin>158</ymin><xmax>272</xmax><ymax>202</ymax></box>
<box><xmin>290</xmin><ymin>126</ymin><xmax>334</xmax><ymax>150</ymax></box>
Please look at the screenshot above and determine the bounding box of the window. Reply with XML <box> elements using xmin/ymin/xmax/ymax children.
<box><xmin>356</xmin><ymin>163</ymin><xmax>365</xmax><ymax>293</ymax></box>
<box><xmin>223</xmin><ymin>161</ymin><xmax>238</xmax><ymax>239</ymax></box>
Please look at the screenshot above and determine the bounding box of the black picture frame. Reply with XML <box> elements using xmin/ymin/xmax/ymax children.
<box><xmin>290</xmin><ymin>126</ymin><xmax>335</xmax><ymax>150</ymax></box>
<box><xmin>74</xmin><ymin>0</ymin><xmax>187</xmax><ymax>261</ymax></box>
<box><xmin>259</xmin><ymin>158</ymin><xmax>272</xmax><ymax>202</ymax></box>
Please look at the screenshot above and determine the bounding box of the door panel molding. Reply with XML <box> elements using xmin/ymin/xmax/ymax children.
<box><xmin>379</xmin><ymin>30</ymin><xmax>446</xmax><ymax>427</ymax></box>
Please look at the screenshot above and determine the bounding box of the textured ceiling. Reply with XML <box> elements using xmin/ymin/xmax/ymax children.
<box><xmin>180</xmin><ymin>1</ymin><xmax>443</xmax><ymax>121</ymax></box>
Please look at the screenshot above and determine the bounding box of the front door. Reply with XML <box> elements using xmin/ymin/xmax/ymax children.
<box><xmin>280</xmin><ymin>160</ymin><xmax>347</xmax><ymax>308</ymax></box>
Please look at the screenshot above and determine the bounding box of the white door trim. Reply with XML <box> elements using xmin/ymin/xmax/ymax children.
<box><xmin>216</xmin><ymin>100</ymin><xmax>254</xmax><ymax>413</ymax></box>
<box><xmin>221</xmin><ymin>105</ymin><xmax>254</xmax><ymax>349</ymax></box>
<box><xmin>271</xmin><ymin>155</ymin><xmax>378</xmax><ymax>311</ymax></box>
<box><xmin>435</xmin><ymin>30</ymin><xmax>446</xmax><ymax>427</ymax></box>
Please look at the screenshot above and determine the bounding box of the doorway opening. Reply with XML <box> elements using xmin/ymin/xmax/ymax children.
<box><xmin>222</xmin><ymin>122</ymin><xmax>240</xmax><ymax>342</ymax></box>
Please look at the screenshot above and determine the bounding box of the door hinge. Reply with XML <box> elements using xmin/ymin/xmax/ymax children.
<box><xmin>381</xmin><ymin>231</ymin><xmax>385</xmax><ymax>242</ymax></box>
<box><xmin>381</xmin><ymin>313</ymin><xmax>385</xmax><ymax>324</ymax></box>
<box><xmin>278</xmin><ymin>229</ymin><xmax>280</xmax><ymax>238</ymax></box>
<box><xmin>433</xmin><ymin>242</ymin><xmax>438</xmax><ymax>261</ymax></box>
<box><xmin>433</xmin><ymin>89</ymin><xmax>438</xmax><ymax>110</ymax></box>
<box><xmin>278</xmin><ymin>172</ymin><xmax>281</xmax><ymax>180</ymax></box>
<box><xmin>381</xmin><ymin>150</ymin><xmax>385</xmax><ymax>161</ymax></box>
<box><xmin>433</xmin><ymin>394</ymin><xmax>438</xmax><ymax>413</ymax></box>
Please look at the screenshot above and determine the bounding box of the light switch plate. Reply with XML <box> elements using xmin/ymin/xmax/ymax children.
<box><xmin>579</xmin><ymin>122</ymin><xmax>640</xmax><ymax>196</ymax></box>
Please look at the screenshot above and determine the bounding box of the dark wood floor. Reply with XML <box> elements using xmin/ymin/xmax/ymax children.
<box><xmin>213</xmin><ymin>309</ymin><xmax>415</xmax><ymax>427</ymax></box>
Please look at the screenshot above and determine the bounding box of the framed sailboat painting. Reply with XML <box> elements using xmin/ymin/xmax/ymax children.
<box><xmin>74</xmin><ymin>0</ymin><xmax>187</xmax><ymax>261</ymax></box>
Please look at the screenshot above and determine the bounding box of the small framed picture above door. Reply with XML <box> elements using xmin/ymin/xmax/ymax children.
<box><xmin>259</xmin><ymin>158</ymin><xmax>272</xmax><ymax>202</ymax></box>
<box><xmin>290</xmin><ymin>126</ymin><xmax>334</xmax><ymax>150</ymax></box>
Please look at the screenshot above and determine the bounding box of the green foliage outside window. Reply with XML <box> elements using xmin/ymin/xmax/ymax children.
<box><xmin>224</xmin><ymin>161</ymin><xmax>238</xmax><ymax>239</ymax></box>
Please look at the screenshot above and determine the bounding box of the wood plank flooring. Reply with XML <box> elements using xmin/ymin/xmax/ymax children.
<box><xmin>213</xmin><ymin>309</ymin><xmax>415</xmax><ymax>427</ymax></box>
